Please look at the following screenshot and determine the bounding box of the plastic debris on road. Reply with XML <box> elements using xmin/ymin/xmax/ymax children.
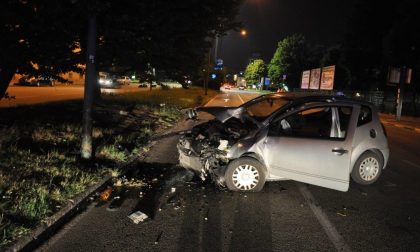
<box><xmin>100</xmin><ymin>186</ymin><xmax>113</xmax><ymax>201</ymax></box>
<box><xmin>217</xmin><ymin>140</ymin><xmax>229</xmax><ymax>151</ymax></box>
<box><xmin>128</xmin><ymin>211</ymin><xmax>149</xmax><ymax>224</ymax></box>
<box><xmin>155</xmin><ymin>231</ymin><xmax>163</xmax><ymax>245</ymax></box>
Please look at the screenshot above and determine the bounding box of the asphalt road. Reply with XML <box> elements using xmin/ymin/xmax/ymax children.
<box><xmin>38</xmin><ymin>91</ymin><xmax>420</xmax><ymax>251</ymax></box>
<box><xmin>0</xmin><ymin>84</ymin><xmax>156</xmax><ymax>108</ymax></box>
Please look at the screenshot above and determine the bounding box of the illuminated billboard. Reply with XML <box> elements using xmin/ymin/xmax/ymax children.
<box><xmin>320</xmin><ymin>65</ymin><xmax>335</xmax><ymax>90</ymax></box>
<box><xmin>309</xmin><ymin>68</ymin><xmax>321</xmax><ymax>90</ymax></box>
<box><xmin>301</xmin><ymin>70</ymin><xmax>310</xmax><ymax>89</ymax></box>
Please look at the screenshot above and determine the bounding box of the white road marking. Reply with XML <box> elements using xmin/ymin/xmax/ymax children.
<box><xmin>297</xmin><ymin>183</ymin><xmax>352</xmax><ymax>252</ymax></box>
<box><xmin>402</xmin><ymin>159</ymin><xmax>420</xmax><ymax>169</ymax></box>
<box><xmin>204</xmin><ymin>94</ymin><xmax>220</xmax><ymax>107</ymax></box>
<box><xmin>237</xmin><ymin>94</ymin><xmax>245</xmax><ymax>104</ymax></box>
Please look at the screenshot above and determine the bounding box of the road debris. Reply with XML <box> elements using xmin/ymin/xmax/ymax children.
<box><xmin>107</xmin><ymin>188</ymin><xmax>129</xmax><ymax>211</ymax></box>
<box><xmin>128</xmin><ymin>211</ymin><xmax>149</xmax><ymax>224</ymax></box>
<box><xmin>100</xmin><ymin>186</ymin><xmax>113</xmax><ymax>201</ymax></box>
<box><xmin>336</xmin><ymin>212</ymin><xmax>347</xmax><ymax>217</ymax></box>
<box><xmin>154</xmin><ymin>231</ymin><xmax>163</xmax><ymax>245</ymax></box>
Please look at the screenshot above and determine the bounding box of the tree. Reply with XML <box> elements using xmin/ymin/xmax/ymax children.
<box><xmin>342</xmin><ymin>0</ymin><xmax>420</xmax><ymax>90</ymax></box>
<box><xmin>0</xmin><ymin>0</ymin><xmax>242</xmax><ymax>100</ymax></box>
<box><xmin>244</xmin><ymin>59</ymin><xmax>267</xmax><ymax>85</ymax></box>
<box><xmin>268</xmin><ymin>34</ymin><xmax>308</xmax><ymax>89</ymax></box>
<box><xmin>320</xmin><ymin>45</ymin><xmax>351</xmax><ymax>90</ymax></box>
<box><xmin>0</xmin><ymin>0</ymin><xmax>85</xmax><ymax>99</ymax></box>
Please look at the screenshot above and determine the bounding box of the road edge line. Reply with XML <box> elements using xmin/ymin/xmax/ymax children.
<box><xmin>297</xmin><ymin>183</ymin><xmax>352</xmax><ymax>252</ymax></box>
<box><xmin>236</xmin><ymin>94</ymin><xmax>245</xmax><ymax>104</ymax></box>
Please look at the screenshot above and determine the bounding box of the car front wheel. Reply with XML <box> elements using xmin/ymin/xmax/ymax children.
<box><xmin>225</xmin><ymin>157</ymin><xmax>266</xmax><ymax>192</ymax></box>
<box><xmin>351</xmin><ymin>151</ymin><xmax>383</xmax><ymax>185</ymax></box>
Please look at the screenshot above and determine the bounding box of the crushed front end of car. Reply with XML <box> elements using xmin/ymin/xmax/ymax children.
<box><xmin>177</xmin><ymin>116</ymin><xmax>254</xmax><ymax>186</ymax></box>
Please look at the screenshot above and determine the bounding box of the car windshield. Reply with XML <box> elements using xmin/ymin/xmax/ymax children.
<box><xmin>245</xmin><ymin>97</ymin><xmax>289</xmax><ymax>121</ymax></box>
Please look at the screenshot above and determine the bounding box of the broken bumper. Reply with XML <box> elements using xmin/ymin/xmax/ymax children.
<box><xmin>177</xmin><ymin>145</ymin><xmax>203</xmax><ymax>173</ymax></box>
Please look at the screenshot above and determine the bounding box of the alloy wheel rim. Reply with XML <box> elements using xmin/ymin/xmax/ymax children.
<box><xmin>359</xmin><ymin>157</ymin><xmax>379</xmax><ymax>181</ymax></box>
<box><xmin>232</xmin><ymin>164</ymin><xmax>259</xmax><ymax>190</ymax></box>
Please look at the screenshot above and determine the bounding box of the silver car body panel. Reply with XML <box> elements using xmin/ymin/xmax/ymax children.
<box><xmin>178</xmin><ymin>94</ymin><xmax>390</xmax><ymax>192</ymax></box>
<box><xmin>349</xmin><ymin>106</ymin><xmax>389</xmax><ymax>170</ymax></box>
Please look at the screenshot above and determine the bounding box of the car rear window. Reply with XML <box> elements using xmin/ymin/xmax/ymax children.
<box><xmin>357</xmin><ymin>106</ymin><xmax>372</xmax><ymax>127</ymax></box>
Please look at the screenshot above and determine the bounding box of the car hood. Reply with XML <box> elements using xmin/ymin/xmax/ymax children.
<box><xmin>195</xmin><ymin>106</ymin><xmax>245</xmax><ymax>123</ymax></box>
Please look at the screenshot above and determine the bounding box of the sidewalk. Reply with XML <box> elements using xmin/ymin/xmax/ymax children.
<box><xmin>380</xmin><ymin>113</ymin><xmax>420</xmax><ymax>133</ymax></box>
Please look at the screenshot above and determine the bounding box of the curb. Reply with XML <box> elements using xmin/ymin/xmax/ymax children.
<box><xmin>7</xmin><ymin>123</ymin><xmax>177</xmax><ymax>252</ymax></box>
<box><xmin>382</xmin><ymin>121</ymin><xmax>420</xmax><ymax>133</ymax></box>
<box><xmin>8</xmin><ymin>175</ymin><xmax>111</xmax><ymax>252</ymax></box>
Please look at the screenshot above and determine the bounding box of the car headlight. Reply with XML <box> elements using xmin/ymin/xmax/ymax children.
<box><xmin>105</xmin><ymin>80</ymin><xmax>112</xmax><ymax>85</ymax></box>
<box><xmin>99</xmin><ymin>79</ymin><xmax>105</xmax><ymax>84</ymax></box>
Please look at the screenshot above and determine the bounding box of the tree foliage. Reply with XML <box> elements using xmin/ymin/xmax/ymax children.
<box><xmin>343</xmin><ymin>0</ymin><xmax>420</xmax><ymax>90</ymax></box>
<box><xmin>321</xmin><ymin>46</ymin><xmax>351</xmax><ymax>90</ymax></box>
<box><xmin>244</xmin><ymin>59</ymin><xmax>266</xmax><ymax>85</ymax></box>
<box><xmin>268</xmin><ymin>34</ymin><xmax>309</xmax><ymax>89</ymax></box>
<box><xmin>0</xmin><ymin>0</ymin><xmax>242</xmax><ymax>99</ymax></box>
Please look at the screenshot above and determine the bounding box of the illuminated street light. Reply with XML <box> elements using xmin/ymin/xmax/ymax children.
<box><xmin>240</xmin><ymin>29</ymin><xmax>247</xmax><ymax>36</ymax></box>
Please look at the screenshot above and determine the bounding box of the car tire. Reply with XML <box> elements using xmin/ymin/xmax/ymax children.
<box><xmin>351</xmin><ymin>151</ymin><xmax>383</xmax><ymax>185</ymax></box>
<box><xmin>225</xmin><ymin>157</ymin><xmax>266</xmax><ymax>192</ymax></box>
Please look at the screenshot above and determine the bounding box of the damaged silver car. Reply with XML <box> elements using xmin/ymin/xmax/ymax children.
<box><xmin>177</xmin><ymin>93</ymin><xmax>389</xmax><ymax>192</ymax></box>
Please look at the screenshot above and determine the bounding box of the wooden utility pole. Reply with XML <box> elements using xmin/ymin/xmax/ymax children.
<box><xmin>81</xmin><ymin>16</ymin><xmax>97</xmax><ymax>160</ymax></box>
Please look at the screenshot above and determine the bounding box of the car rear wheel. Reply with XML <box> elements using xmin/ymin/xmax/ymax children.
<box><xmin>351</xmin><ymin>151</ymin><xmax>383</xmax><ymax>185</ymax></box>
<box><xmin>225</xmin><ymin>157</ymin><xmax>266</xmax><ymax>192</ymax></box>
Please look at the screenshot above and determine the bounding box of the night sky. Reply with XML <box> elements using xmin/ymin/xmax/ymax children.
<box><xmin>221</xmin><ymin>0</ymin><xmax>356</xmax><ymax>72</ymax></box>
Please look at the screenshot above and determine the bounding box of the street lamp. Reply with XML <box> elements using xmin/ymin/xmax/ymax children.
<box><xmin>214</xmin><ymin>29</ymin><xmax>248</xmax><ymax>63</ymax></box>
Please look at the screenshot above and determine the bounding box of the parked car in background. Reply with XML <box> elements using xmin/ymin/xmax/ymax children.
<box><xmin>116</xmin><ymin>76</ymin><xmax>131</xmax><ymax>85</ymax></box>
<box><xmin>99</xmin><ymin>72</ymin><xmax>121</xmax><ymax>89</ymax></box>
<box><xmin>222</xmin><ymin>83</ymin><xmax>232</xmax><ymax>90</ymax></box>
<box><xmin>15</xmin><ymin>75</ymin><xmax>54</xmax><ymax>87</ymax></box>
<box><xmin>178</xmin><ymin>93</ymin><xmax>389</xmax><ymax>192</ymax></box>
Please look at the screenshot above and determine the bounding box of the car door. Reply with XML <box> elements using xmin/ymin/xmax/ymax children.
<box><xmin>263</xmin><ymin>104</ymin><xmax>357</xmax><ymax>192</ymax></box>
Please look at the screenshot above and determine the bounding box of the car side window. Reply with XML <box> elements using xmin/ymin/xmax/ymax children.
<box><xmin>270</xmin><ymin>106</ymin><xmax>353</xmax><ymax>140</ymax></box>
<box><xmin>357</xmin><ymin>106</ymin><xmax>372</xmax><ymax>127</ymax></box>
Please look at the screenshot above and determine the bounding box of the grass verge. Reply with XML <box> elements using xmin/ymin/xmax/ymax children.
<box><xmin>0</xmin><ymin>87</ymin><xmax>218</xmax><ymax>248</ymax></box>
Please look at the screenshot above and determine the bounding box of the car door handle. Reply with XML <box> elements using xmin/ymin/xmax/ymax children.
<box><xmin>332</xmin><ymin>148</ymin><xmax>348</xmax><ymax>155</ymax></box>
